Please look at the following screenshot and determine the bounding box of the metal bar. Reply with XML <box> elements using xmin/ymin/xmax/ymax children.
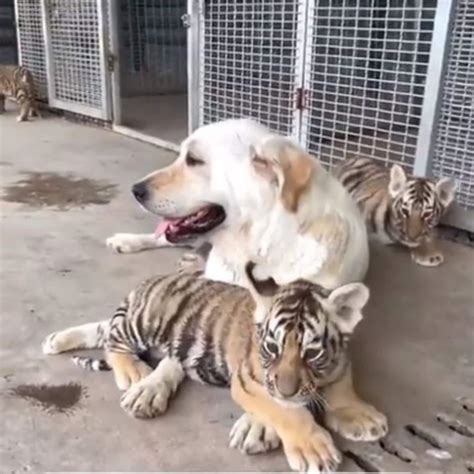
<box><xmin>97</xmin><ymin>0</ymin><xmax>112</xmax><ymax>121</ymax></box>
<box><xmin>187</xmin><ymin>0</ymin><xmax>200</xmax><ymax>133</ymax></box>
<box><xmin>413</xmin><ymin>0</ymin><xmax>456</xmax><ymax>177</ymax></box>
<box><xmin>292</xmin><ymin>0</ymin><xmax>311</xmax><ymax>144</ymax></box>
<box><xmin>48</xmin><ymin>99</ymin><xmax>108</xmax><ymax>120</ymax></box>
<box><xmin>108</xmin><ymin>0</ymin><xmax>122</xmax><ymax>125</ymax></box>
<box><xmin>40</xmin><ymin>0</ymin><xmax>55</xmax><ymax>107</ymax></box>
<box><xmin>112</xmin><ymin>124</ymin><xmax>180</xmax><ymax>153</ymax></box>
<box><xmin>13</xmin><ymin>0</ymin><xmax>22</xmax><ymax>65</ymax></box>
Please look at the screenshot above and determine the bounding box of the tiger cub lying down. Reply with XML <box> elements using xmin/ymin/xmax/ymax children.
<box><xmin>43</xmin><ymin>263</ymin><xmax>387</xmax><ymax>473</ymax></box>
<box><xmin>335</xmin><ymin>157</ymin><xmax>457</xmax><ymax>267</ymax></box>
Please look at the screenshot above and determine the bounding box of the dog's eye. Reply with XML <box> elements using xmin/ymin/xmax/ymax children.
<box><xmin>186</xmin><ymin>154</ymin><xmax>204</xmax><ymax>167</ymax></box>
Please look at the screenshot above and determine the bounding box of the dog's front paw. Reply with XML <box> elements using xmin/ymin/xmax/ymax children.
<box><xmin>176</xmin><ymin>252</ymin><xmax>206</xmax><ymax>273</ymax></box>
<box><xmin>325</xmin><ymin>402</ymin><xmax>388</xmax><ymax>442</ymax></box>
<box><xmin>283</xmin><ymin>426</ymin><xmax>341</xmax><ymax>473</ymax></box>
<box><xmin>106</xmin><ymin>233</ymin><xmax>147</xmax><ymax>254</ymax></box>
<box><xmin>411</xmin><ymin>250</ymin><xmax>444</xmax><ymax>267</ymax></box>
<box><xmin>229</xmin><ymin>413</ymin><xmax>280</xmax><ymax>454</ymax></box>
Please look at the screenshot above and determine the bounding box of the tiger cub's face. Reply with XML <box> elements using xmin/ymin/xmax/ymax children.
<box><xmin>388</xmin><ymin>165</ymin><xmax>456</xmax><ymax>247</ymax></box>
<box><xmin>245</xmin><ymin>263</ymin><xmax>369</xmax><ymax>407</ymax></box>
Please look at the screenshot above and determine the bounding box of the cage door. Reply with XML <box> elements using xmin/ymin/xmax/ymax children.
<box><xmin>41</xmin><ymin>0</ymin><xmax>111</xmax><ymax>120</ymax></box>
<box><xmin>14</xmin><ymin>0</ymin><xmax>48</xmax><ymax>100</ymax></box>
<box><xmin>196</xmin><ymin>0</ymin><xmax>307</xmax><ymax>138</ymax></box>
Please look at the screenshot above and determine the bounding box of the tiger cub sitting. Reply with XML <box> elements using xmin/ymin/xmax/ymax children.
<box><xmin>42</xmin><ymin>263</ymin><xmax>387</xmax><ymax>473</ymax></box>
<box><xmin>0</xmin><ymin>65</ymin><xmax>40</xmax><ymax>122</ymax></box>
<box><xmin>335</xmin><ymin>157</ymin><xmax>457</xmax><ymax>267</ymax></box>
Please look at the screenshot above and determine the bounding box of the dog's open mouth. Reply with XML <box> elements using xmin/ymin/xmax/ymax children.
<box><xmin>155</xmin><ymin>205</ymin><xmax>226</xmax><ymax>243</ymax></box>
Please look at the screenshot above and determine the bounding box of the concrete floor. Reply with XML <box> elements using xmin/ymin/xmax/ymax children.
<box><xmin>122</xmin><ymin>94</ymin><xmax>188</xmax><ymax>145</ymax></box>
<box><xmin>0</xmin><ymin>114</ymin><xmax>473</xmax><ymax>473</ymax></box>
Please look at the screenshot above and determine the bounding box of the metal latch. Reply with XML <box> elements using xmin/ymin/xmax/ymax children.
<box><xmin>107</xmin><ymin>53</ymin><xmax>116</xmax><ymax>73</ymax></box>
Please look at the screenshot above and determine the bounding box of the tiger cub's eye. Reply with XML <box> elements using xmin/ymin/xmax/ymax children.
<box><xmin>264</xmin><ymin>341</ymin><xmax>279</xmax><ymax>356</ymax></box>
<box><xmin>305</xmin><ymin>348</ymin><xmax>323</xmax><ymax>362</ymax></box>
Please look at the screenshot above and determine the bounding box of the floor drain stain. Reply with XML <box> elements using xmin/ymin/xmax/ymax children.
<box><xmin>2</xmin><ymin>172</ymin><xmax>117</xmax><ymax>210</ymax></box>
<box><xmin>436</xmin><ymin>413</ymin><xmax>474</xmax><ymax>438</ymax></box>
<box><xmin>9</xmin><ymin>382</ymin><xmax>86</xmax><ymax>415</ymax></box>
<box><xmin>405</xmin><ymin>424</ymin><xmax>443</xmax><ymax>449</ymax></box>
<box><xmin>379</xmin><ymin>438</ymin><xmax>416</xmax><ymax>462</ymax></box>
<box><xmin>344</xmin><ymin>450</ymin><xmax>381</xmax><ymax>473</ymax></box>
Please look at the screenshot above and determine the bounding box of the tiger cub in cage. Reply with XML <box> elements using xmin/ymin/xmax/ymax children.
<box><xmin>0</xmin><ymin>65</ymin><xmax>40</xmax><ymax>122</ymax></box>
<box><xmin>335</xmin><ymin>157</ymin><xmax>457</xmax><ymax>267</ymax></box>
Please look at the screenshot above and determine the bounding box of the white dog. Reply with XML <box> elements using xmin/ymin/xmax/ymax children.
<box><xmin>107</xmin><ymin>119</ymin><xmax>369</xmax><ymax>289</ymax></box>
<box><xmin>103</xmin><ymin>119</ymin><xmax>387</xmax><ymax>472</ymax></box>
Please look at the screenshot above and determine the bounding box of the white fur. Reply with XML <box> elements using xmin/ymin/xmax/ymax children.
<box><xmin>107</xmin><ymin>119</ymin><xmax>369</xmax><ymax>288</ymax></box>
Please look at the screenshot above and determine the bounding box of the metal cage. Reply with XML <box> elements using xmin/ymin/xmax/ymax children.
<box><xmin>13</xmin><ymin>0</ymin><xmax>474</xmax><ymax>229</ymax></box>
<box><xmin>431</xmin><ymin>0</ymin><xmax>474</xmax><ymax>227</ymax></box>
<box><xmin>193</xmin><ymin>0</ymin><xmax>473</xmax><ymax>230</ymax></box>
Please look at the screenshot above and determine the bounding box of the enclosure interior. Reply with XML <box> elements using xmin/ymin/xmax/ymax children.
<box><xmin>117</xmin><ymin>0</ymin><xmax>188</xmax><ymax>144</ymax></box>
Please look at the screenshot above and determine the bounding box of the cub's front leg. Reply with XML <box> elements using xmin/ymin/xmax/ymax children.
<box><xmin>323</xmin><ymin>367</ymin><xmax>388</xmax><ymax>442</ymax></box>
<box><xmin>231</xmin><ymin>372</ymin><xmax>341</xmax><ymax>473</ymax></box>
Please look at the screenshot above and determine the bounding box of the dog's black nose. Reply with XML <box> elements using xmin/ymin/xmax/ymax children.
<box><xmin>132</xmin><ymin>182</ymin><xmax>148</xmax><ymax>203</ymax></box>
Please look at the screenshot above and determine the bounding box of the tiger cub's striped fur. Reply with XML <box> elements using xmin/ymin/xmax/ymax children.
<box><xmin>335</xmin><ymin>157</ymin><xmax>457</xmax><ymax>266</ymax></box>
<box><xmin>0</xmin><ymin>65</ymin><xmax>40</xmax><ymax>122</ymax></box>
<box><xmin>43</xmin><ymin>264</ymin><xmax>387</xmax><ymax>472</ymax></box>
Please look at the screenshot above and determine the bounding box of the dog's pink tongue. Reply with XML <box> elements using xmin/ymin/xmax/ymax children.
<box><xmin>155</xmin><ymin>220</ymin><xmax>172</xmax><ymax>237</ymax></box>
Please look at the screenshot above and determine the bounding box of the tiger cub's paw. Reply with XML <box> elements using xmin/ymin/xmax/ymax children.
<box><xmin>108</xmin><ymin>353</ymin><xmax>152</xmax><ymax>391</ymax></box>
<box><xmin>325</xmin><ymin>402</ymin><xmax>388</xmax><ymax>442</ymax></box>
<box><xmin>283</xmin><ymin>426</ymin><xmax>341</xmax><ymax>473</ymax></box>
<box><xmin>120</xmin><ymin>357</ymin><xmax>184</xmax><ymax>419</ymax></box>
<box><xmin>42</xmin><ymin>331</ymin><xmax>68</xmax><ymax>354</ymax></box>
<box><xmin>176</xmin><ymin>252</ymin><xmax>206</xmax><ymax>273</ymax></box>
<box><xmin>229</xmin><ymin>413</ymin><xmax>281</xmax><ymax>454</ymax></box>
<box><xmin>411</xmin><ymin>250</ymin><xmax>444</xmax><ymax>267</ymax></box>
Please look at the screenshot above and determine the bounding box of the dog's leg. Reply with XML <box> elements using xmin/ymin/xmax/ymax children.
<box><xmin>106</xmin><ymin>232</ymin><xmax>174</xmax><ymax>254</ymax></box>
<box><xmin>176</xmin><ymin>242</ymin><xmax>212</xmax><ymax>273</ymax></box>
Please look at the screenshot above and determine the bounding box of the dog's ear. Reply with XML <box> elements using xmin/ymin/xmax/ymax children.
<box><xmin>245</xmin><ymin>261</ymin><xmax>278</xmax><ymax>323</ymax></box>
<box><xmin>279</xmin><ymin>144</ymin><xmax>314</xmax><ymax>212</ymax></box>
<box><xmin>252</xmin><ymin>139</ymin><xmax>314</xmax><ymax>212</ymax></box>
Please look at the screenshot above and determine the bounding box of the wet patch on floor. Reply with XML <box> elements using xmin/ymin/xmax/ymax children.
<box><xmin>9</xmin><ymin>382</ymin><xmax>86</xmax><ymax>414</ymax></box>
<box><xmin>2</xmin><ymin>172</ymin><xmax>117</xmax><ymax>209</ymax></box>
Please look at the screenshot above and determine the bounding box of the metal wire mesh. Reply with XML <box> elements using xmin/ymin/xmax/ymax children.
<box><xmin>199</xmin><ymin>0</ymin><xmax>302</xmax><ymax>135</ymax></box>
<box><xmin>47</xmin><ymin>0</ymin><xmax>103</xmax><ymax>108</ymax></box>
<box><xmin>119</xmin><ymin>0</ymin><xmax>187</xmax><ymax>97</ymax></box>
<box><xmin>302</xmin><ymin>0</ymin><xmax>437</xmax><ymax>171</ymax></box>
<box><xmin>432</xmin><ymin>0</ymin><xmax>474</xmax><ymax>209</ymax></box>
<box><xmin>15</xmin><ymin>0</ymin><xmax>48</xmax><ymax>99</ymax></box>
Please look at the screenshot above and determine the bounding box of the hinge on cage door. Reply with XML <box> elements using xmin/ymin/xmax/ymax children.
<box><xmin>107</xmin><ymin>53</ymin><xmax>116</xmax><ymax>73</ymax></box>
<box><xmin>295</xmin><ymin>87</ymin><xmax>309</xmax><ymax>110</ymax></box>
<box><xmin>181</xmin><ymin>13</ymin><xmax>191</xmax><ymax>28</ymax></box>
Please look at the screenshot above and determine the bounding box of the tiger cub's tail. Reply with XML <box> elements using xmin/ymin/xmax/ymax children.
<box><xmin>71</xmin><ymin>355</ymin><xmax>111</xmax><ymax>371</ymax></box>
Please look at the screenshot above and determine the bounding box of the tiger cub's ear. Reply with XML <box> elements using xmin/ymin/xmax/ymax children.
<box><xmin>328</xmin><ymin>283</ymin><xmax>370</xmax><ymax>334</ymax></box>
<box><xmin>389</xmin><ymin>164</ymin><xmax>407</xmax><ymax>197</ymax></box>
<box><xmin>435</xmin><ymin>177</ymin><xmax>457</xmax><ymax>208</ymax></box>
<box><xmin>245</xmin><ymin>261</ymin><xmax>279</xmax><ymax>323</ymax></box>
